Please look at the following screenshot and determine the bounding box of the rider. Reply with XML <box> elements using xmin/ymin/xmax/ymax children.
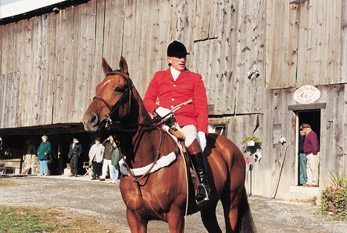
<box><xmin>143</xmin><ymin>40</ymin><xmax>210</xmax><ymax>205</ymax></box>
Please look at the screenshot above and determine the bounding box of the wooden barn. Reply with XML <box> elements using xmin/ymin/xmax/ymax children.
<box><xmin>0</xmin><ymin>0</ymin><xmax>346</xmax><ymax>200</ymax></box>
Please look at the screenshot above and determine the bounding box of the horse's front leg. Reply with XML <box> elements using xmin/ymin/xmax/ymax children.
<box><xmin>126</xmin><ymin>208</ymin><xmax>148</xmax><ymax>233</ymax></box>
<box><xmin>167</xmin><ymin>205</ymin><xmax>185</xmax><ymax>233</ymax></box>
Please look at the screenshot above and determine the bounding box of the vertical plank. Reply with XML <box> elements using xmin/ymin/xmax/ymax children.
<box><xmin>265</xmin><ymin>0</ymin><xmax>299</xmax><ymax>89</ymax></box>
<box><xmin>90</xmin><ymin>0</ymin><xmax>106</xmax><ymax>100</ymax></box>
<box><xmin>102</xmin><ymin>0</ymin><xmax>124</xmax><ymax>65</ymax></box>
<box><xmin>46</xmin><ymin>13</ymin><xmax>57</xmax><ymax>125</ymax></box>
<box><xmin>122</xmin><ymin>0</ymin><xmax>138</xmax><ymax>77</ymax></box>
<box><xmin>296</xmin><ymin>0</ymin><xmax>341</xmax><ymax>86</ymax></box>
<box><xmin>341</xmin><ymin>0</ymin><xmax>347</xmax><ymax>83</ymax></box>
<box><xmin>53</xmin><ymin>7</ymin><xmax>75</xmax><ymax>124</ymax></box>
<box><xmin>157</xmin><ymin>0</ymin><xmax>171</xmax><ymax>69</ymax></box>
<box><xmin>72</xmin><ymin>1</ymin><xmax>97</xmax><ymax>123</ymax></box>
<box><xmin>344</xmin><ymin>84</ymin><xmax>347</xmax><ymax>175</ymax></box>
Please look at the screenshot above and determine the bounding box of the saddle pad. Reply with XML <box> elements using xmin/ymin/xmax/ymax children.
<box><xmin>119</xmin><ymin>151</ymin><xmax>176</xmax><ymax>177</ymax></box>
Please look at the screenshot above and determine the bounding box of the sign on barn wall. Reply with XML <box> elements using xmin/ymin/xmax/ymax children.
<box><xmin>293</xmin><ymin>85</ymin><xmax>321</xmax><ymax>104</ymax></box>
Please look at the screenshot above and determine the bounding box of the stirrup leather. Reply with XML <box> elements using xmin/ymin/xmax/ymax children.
<box><xmin>169</xmin><ymin>127</ymin><xmax>186</xmax><ymax>141</ymax></box>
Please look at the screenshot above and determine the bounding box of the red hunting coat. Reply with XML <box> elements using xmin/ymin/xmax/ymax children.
<box><xmin>143</xmin><ymin>69</ymin><xmax>208</xmax><ymax>134</ymax></box>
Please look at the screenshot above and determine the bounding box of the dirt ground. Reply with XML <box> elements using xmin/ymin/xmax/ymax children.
<box><xmin>0</xmin><ymin>175</ymin><xmax>346</xmax><ymax>233</ymax></box>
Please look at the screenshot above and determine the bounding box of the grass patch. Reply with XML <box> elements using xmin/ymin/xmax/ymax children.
<box><xmin>0</xmin><ymin>206</ymin><xmax>117</xmax><ymax>233</ymax></box>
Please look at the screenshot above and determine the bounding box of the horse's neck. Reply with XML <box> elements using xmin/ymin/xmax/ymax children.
<box><xmin>117</xmin><ymin>126</ymin><xmax>162</xmax><ymax>168</ymax></box>
<box><xmin>118</xmin><ymin>88</ymin><xmax>160</xmax><ymax>166</ymax></box>
<box><xmin>131</xmin><ymin>87</ymin><xmax>152</xmax><ymax>125</ymax></box>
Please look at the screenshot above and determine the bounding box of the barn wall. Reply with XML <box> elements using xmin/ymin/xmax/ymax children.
<box><xmin>0</xmin><ymin>0</ymin><xmax>265</xmax><ymax>128</ymax></box>
<box><xmin>266</xmin><ymin>0</ymin><xmax>342</xmax><ymax>89</ymax></box>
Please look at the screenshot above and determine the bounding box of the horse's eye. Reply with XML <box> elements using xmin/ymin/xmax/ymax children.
<box><xmin>114</xmin><ymin>86</ymin><xmax>124</xmax><ymax>93</ymax></box>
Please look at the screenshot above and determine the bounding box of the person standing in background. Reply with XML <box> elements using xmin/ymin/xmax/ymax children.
<box><xmin>67</xmin><ymin>138</ymin><xmax>83</xmax><ymax>177</ymax></box>
<box><xmin>110</xmin><ymin>139</ymin><xmax>121</xmax><ymax>183</ymax></box>
<box><xmin>298</xmin><ymin>126</ymin><xmax>307</xmax><ymax>186</ymax></box>
<box><xmin>37</xmin><ymin>135</ymin><xmax>51</xmax><ymax>176</ymax></box>
<box><xmin>302</xmin><ymin>123</ymin><xmax>320</xmax><ymax>187</ymax></box>
<box><xmin>88</xmin><ymin>138</ymin><xmax>105</xmax><ymax>180</ymax></box>
<box><xmin>100</xmin><ymin>136</ymin><xmax>116</xmax><ymax>181</ymax></box>
<box><xmin>22</xmin><ymin>139</ymin><xmax>37</xmax><ymax>175</ymax></box>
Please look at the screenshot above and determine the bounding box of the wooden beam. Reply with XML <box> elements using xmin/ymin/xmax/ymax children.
<box><xmin>288</xmin><ymin>103</ymin><xmax>326</xmax><ymax>111</ymax></box>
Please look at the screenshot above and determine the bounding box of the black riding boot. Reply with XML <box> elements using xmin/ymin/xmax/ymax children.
<box><xmin>191</xmin><ymin>152</ymin><xmax>211</xmax><ymax>205</ymax></box>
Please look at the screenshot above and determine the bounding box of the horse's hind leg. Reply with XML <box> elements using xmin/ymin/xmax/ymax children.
<box><xmin>200</xmin><ymin>202</ymin><xmax>222</xmax><ymax>233</ymax></box>
<box><xmin>221</xmin><ymin>189</ymin><xmax>242</xmax><ymax>233</ymax></box>
<box><xmin>221</xmin><ymin>190</ymin><xmax>233</xmax><ymax>232</ymax></box>
<box><xmin>221</xmin><ymin>186</ymin><xmax>256</xmax><ymax>233</ymax></box>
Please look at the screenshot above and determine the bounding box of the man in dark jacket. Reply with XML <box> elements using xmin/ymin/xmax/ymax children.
<box><xmin>68</xmin><ymin>138</ymin><xmax>83</xmax><ymax>177</ymax></box>
<box><xmin>22</xmin><ymin>139</ymin><xmax>37</xmax><ymax>175</ymax></box>
<box><xmin>100</xmin><ymin>136</ymin><xmax>116</xmax><ymax>181</ymax></box>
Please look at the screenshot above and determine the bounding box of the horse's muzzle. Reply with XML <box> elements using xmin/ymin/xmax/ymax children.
<box><xmin>83</xmin><ymin>112</ymin><xmax>99</xmax><ymax>132</ymax></box>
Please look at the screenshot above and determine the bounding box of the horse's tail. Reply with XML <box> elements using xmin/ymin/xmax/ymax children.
<box><xmin>238</xmin><ymin>186</ymin><xmax>256</xmax><ymax>233</ymax></box>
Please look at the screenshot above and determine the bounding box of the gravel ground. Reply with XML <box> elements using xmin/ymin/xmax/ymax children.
<box><xmin>0</xmin><ymin>175</ymin><xmax>346</xmax><ymax>233</ymax></box>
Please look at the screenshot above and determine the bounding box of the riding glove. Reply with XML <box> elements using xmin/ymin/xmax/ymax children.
<box><xmin>197</xmin><ymin>131</ymin><xmax>206</xmax><ymax>151</ymax></box>
<box><xmin>155</xmin><ymin>107</ymin><xmax>172</xmax><ymax>118</ymax></box>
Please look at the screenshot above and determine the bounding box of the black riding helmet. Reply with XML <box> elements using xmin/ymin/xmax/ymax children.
<box><xmin>167</xmin><ymin>41</ymin><xmax>190</xmax><ymax>58</ymax></box>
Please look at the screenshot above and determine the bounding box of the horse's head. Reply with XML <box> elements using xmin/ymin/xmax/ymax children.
<box><xmin>83</xmin><ymin>57</ymin><xmax>132</xmax><ymax>132</ymax></box>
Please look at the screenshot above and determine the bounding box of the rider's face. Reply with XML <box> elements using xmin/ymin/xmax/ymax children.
<box><xmin>168</xmin><ymin>56</ymin><xmax>187</xmax><ymax>71</ymax></box>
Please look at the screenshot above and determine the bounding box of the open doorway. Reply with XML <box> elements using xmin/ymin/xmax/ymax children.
<box><xmin>296</xmin><ymin>110</ymin><xmax>321</xmax><ymax>186</ymax></box>
<box><xmin>298</xmin><ymin>111</ymin><xmax>320</xmax><ymax>140</ymax></box>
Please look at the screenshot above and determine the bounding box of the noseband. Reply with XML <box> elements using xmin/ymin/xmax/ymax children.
<box><xmin>93</xmin><ymin>72</ymin><xmax>132</xmax><ymax>130</ymax></box>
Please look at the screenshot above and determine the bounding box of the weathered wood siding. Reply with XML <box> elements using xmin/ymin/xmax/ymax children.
<box><xmin>342</xmin><ymin>0</ymin><xmax>347</xmax><ymax>82</ymax></box>
<box><xmin>0</xmin><ymin>0</ymin><xmax>266</xmax><ymax>128</ymax></box>
<box><xmin>266</xmin><ymin>0</ymin><xmax>342</xmax><ymax>89</ymax></box>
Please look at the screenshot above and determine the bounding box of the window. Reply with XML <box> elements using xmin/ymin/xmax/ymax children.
<box><xmin>208</xmin><ymin>124</ymin><xmax>227</xmax><ymax>136</ymax></box>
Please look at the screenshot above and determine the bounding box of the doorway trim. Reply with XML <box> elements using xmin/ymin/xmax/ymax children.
<box><xmin>293</xmin><ymin>109</ymin><xmax>322</xmax><ymax>186</ymax></box>
<box><xmin>288</xmin><ymin>103</ymin><xmax>326</xmax><ymax>111</ymax></box>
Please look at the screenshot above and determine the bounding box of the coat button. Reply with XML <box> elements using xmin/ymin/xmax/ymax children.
<box><xmin>171</xmin><ymin>98</ymin><xmax>175</xmax><ymax>101</ymax></box>
<box><xmin>173</xmin><ymin>84</ymin><xmax>176</xmax><ymax>87</ymax></box>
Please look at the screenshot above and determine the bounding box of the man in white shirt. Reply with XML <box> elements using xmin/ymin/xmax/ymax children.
<box><xmin>88</xmin><ymin>138</ymin><xmax>105</xmax><ymax>180</ymax></box>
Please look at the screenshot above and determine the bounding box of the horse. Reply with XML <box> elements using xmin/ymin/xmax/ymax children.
<box><xmin>83</xmin><ymin>57</ymin><xmax>256</xmax><ymax>233</ymax></box>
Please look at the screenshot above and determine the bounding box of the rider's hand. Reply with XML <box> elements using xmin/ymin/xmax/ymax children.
<box><xmin>155</xmin><ymin>107</ymin><xmax>172</xmax><ymax>118</ymax></box>
<box><xmin>197</xmin><ymin>131</ymin><xmax>206</xmax><ymax>152</ymax></box>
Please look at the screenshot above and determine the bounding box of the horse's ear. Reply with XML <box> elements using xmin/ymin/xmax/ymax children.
<box><xmin>102</xmin><ymin>58</ymin><xmax>113</xmax><ymax>74</ymax></box>
<box><xmin>119</xmin><ymin>56</ymin><xmax>129</xmax><ymax>75</ymax></box>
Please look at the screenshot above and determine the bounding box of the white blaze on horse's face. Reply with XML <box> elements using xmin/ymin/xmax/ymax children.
<box><xmin>83</xmin><ymin>74</ymin><xmax>128</xmax><ymax>132</ymax></box>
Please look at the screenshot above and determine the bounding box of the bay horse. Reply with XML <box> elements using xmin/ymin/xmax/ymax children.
<box><xmin>83</xmin><ymin>57</ymin><xmax>255</xmax><ymax>233</ymax></box>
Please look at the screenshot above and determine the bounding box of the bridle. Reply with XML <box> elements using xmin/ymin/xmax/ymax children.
<box><xmin>93</xmin><ymin>71</ymin><xmax>132</xmax><ymax>130</ymax></box>
<box><xmin>92</xmin><ymin>71</ymin><xmax>164</xmax><ymax>185</ymax></box>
